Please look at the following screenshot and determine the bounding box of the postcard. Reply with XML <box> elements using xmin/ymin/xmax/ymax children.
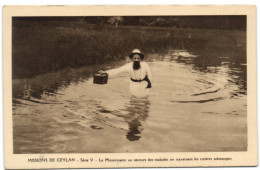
<box><xmin>3</xmin><ymin>5</ymin><xmax>257</xmax><ymax>169</ymax></box>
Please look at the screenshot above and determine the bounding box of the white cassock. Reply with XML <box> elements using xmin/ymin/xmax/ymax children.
<box><xmin>106</xmin><ymin>62</ymin><xmax>152</xmax><ymax>97</ymax></box>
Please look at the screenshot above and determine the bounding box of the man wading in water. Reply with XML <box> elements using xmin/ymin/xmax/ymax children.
<box><xmin>99</xmin><ymin>49</ymin><xmax>152</xmax><ymax>97</ymax></box>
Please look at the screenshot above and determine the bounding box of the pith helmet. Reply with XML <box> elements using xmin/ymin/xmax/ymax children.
<box><xmin>129</xmin><ymin>49</ymin><xmax>144</xmax><ymax>60</ymax></box>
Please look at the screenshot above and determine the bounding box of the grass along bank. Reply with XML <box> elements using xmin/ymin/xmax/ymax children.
<box><xmin>12</xmin><ymin>22</ymin><xmax>245</xmax><ymax>79</ymax></box>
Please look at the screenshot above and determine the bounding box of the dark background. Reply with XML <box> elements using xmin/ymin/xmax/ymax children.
<box><xmin>12</xmin><ymin>16</ymin><xmax>246</xmax><ymax>79</ymax></box>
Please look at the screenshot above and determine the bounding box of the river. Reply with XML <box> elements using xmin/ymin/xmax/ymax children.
<box><xmin>13</xmin><ymin>50</ymin><xmax>247</xmax><ymax>153</ymax></box>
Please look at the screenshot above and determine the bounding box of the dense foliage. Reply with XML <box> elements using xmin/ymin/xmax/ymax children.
<box><xmin>12</xmin><ymin>16</ymin><xmax>246</xmax><ymax>79</ymax></box>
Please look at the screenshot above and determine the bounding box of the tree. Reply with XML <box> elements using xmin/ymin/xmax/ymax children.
<box><xmin>108</xmin><ymin>16</ymin><xmax>124</xmax><ymax>28</ymax></box>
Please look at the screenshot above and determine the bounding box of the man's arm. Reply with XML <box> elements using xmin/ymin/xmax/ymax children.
<box><xmin>105</xmin><ymin>63</ymin><xmax>131</xmax><ymax>77</ymax></box>
<box><xmin>145</xmin><ymin>63</ymin><xmax>152</xmax><ymax>81</ymax></box>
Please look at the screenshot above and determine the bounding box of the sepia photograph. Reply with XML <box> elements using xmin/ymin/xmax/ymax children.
<box><xmin>3</xmin><ymin>5</ymin><xmax>257</xmax><ymax>169</ymax></box>
<box><xmin>12</xmin><ymin>15</ymin><xmax>247</xmax><ymax>153</ymax></box>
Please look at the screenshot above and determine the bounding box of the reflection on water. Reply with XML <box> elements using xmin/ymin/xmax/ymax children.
<box><xmin>170</xmin><ymin>48</ymin><xmax>247</xmax><ymax>97</ymax></box>
<box><xmin>12</xmin><ymin>47</ymin><xmax>247</xmax><ymax>153</ymax></box>
<box><xmin>124</xmin><ymin>97</ymin><xmax>150</xmax><ymax>141</ymax></box>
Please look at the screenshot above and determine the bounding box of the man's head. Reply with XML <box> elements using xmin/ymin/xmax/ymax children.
<box><xmin>129</xmin><ymin>49</ymin><xmax>144</xmax><ymax>70</ymax></box>
<box><xmin>132</xmin><ymin>54</ymin><xmax>141</xmax><ymax>70</ymax></box>
<box><xmin>129</xmin><ymin>49</ymin><xmax>144</xmax><ymax>60</ymax></box>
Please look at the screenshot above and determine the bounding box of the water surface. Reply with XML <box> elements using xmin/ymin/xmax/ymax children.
<box><xmin>13</xmin><ymin>50</ymin><xmax>247</xmax><ymax>153</ymax></box>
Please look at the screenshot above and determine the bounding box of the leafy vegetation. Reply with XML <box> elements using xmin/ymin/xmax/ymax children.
<box><xmin>12</xmin><ymin>16</ymin><xmax>246</xmax><ymax>79</ymax></box>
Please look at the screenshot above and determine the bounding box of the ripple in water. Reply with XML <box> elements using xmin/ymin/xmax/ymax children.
<box><xmin>13</xmin><ymin>50</ymin><xmax>247</xmax><ymax>153</ymax></box>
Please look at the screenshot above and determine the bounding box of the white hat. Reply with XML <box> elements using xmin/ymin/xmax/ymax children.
<box><xmin>129</xmin><ymin>49</ymin><xmax>144</xmax><ymax>60</ymax></box>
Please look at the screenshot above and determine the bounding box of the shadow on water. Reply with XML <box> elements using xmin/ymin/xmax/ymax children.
<box><xmin>171</xmin><ymin>97</ymin><xmax>225</xmax><ymax>104</ymax></box>
<box><xmin>124</xmin><ymin>96</ymin><xmax>150</xmax><ymax>141</ymax></box>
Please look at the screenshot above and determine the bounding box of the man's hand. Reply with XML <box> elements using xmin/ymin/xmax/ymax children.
<box><xmin>98</xmin><ymin>70</ymin><xmax>108</xmax><ymax>75</ymax></box>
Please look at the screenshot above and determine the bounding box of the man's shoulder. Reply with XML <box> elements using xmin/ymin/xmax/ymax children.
<box><xmin>141</xmin><ymin>61</ymin><xmax>149</xmax><ymax>67</ymax></box>
<box><xmin>120</xmin><ymin>62</ymin><xmax>132</xmax><ymax>70</ymax></box>
<box><xmin>124</xmin><ymin>62</ymin><xmax>132</xmax><ymax>67</ymax></box>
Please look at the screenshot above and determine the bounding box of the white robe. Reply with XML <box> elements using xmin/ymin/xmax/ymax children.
<box><xmin>106</xmin><ymin>62</ymin><xmax>152</xmax><ymax>97</ymax></box>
